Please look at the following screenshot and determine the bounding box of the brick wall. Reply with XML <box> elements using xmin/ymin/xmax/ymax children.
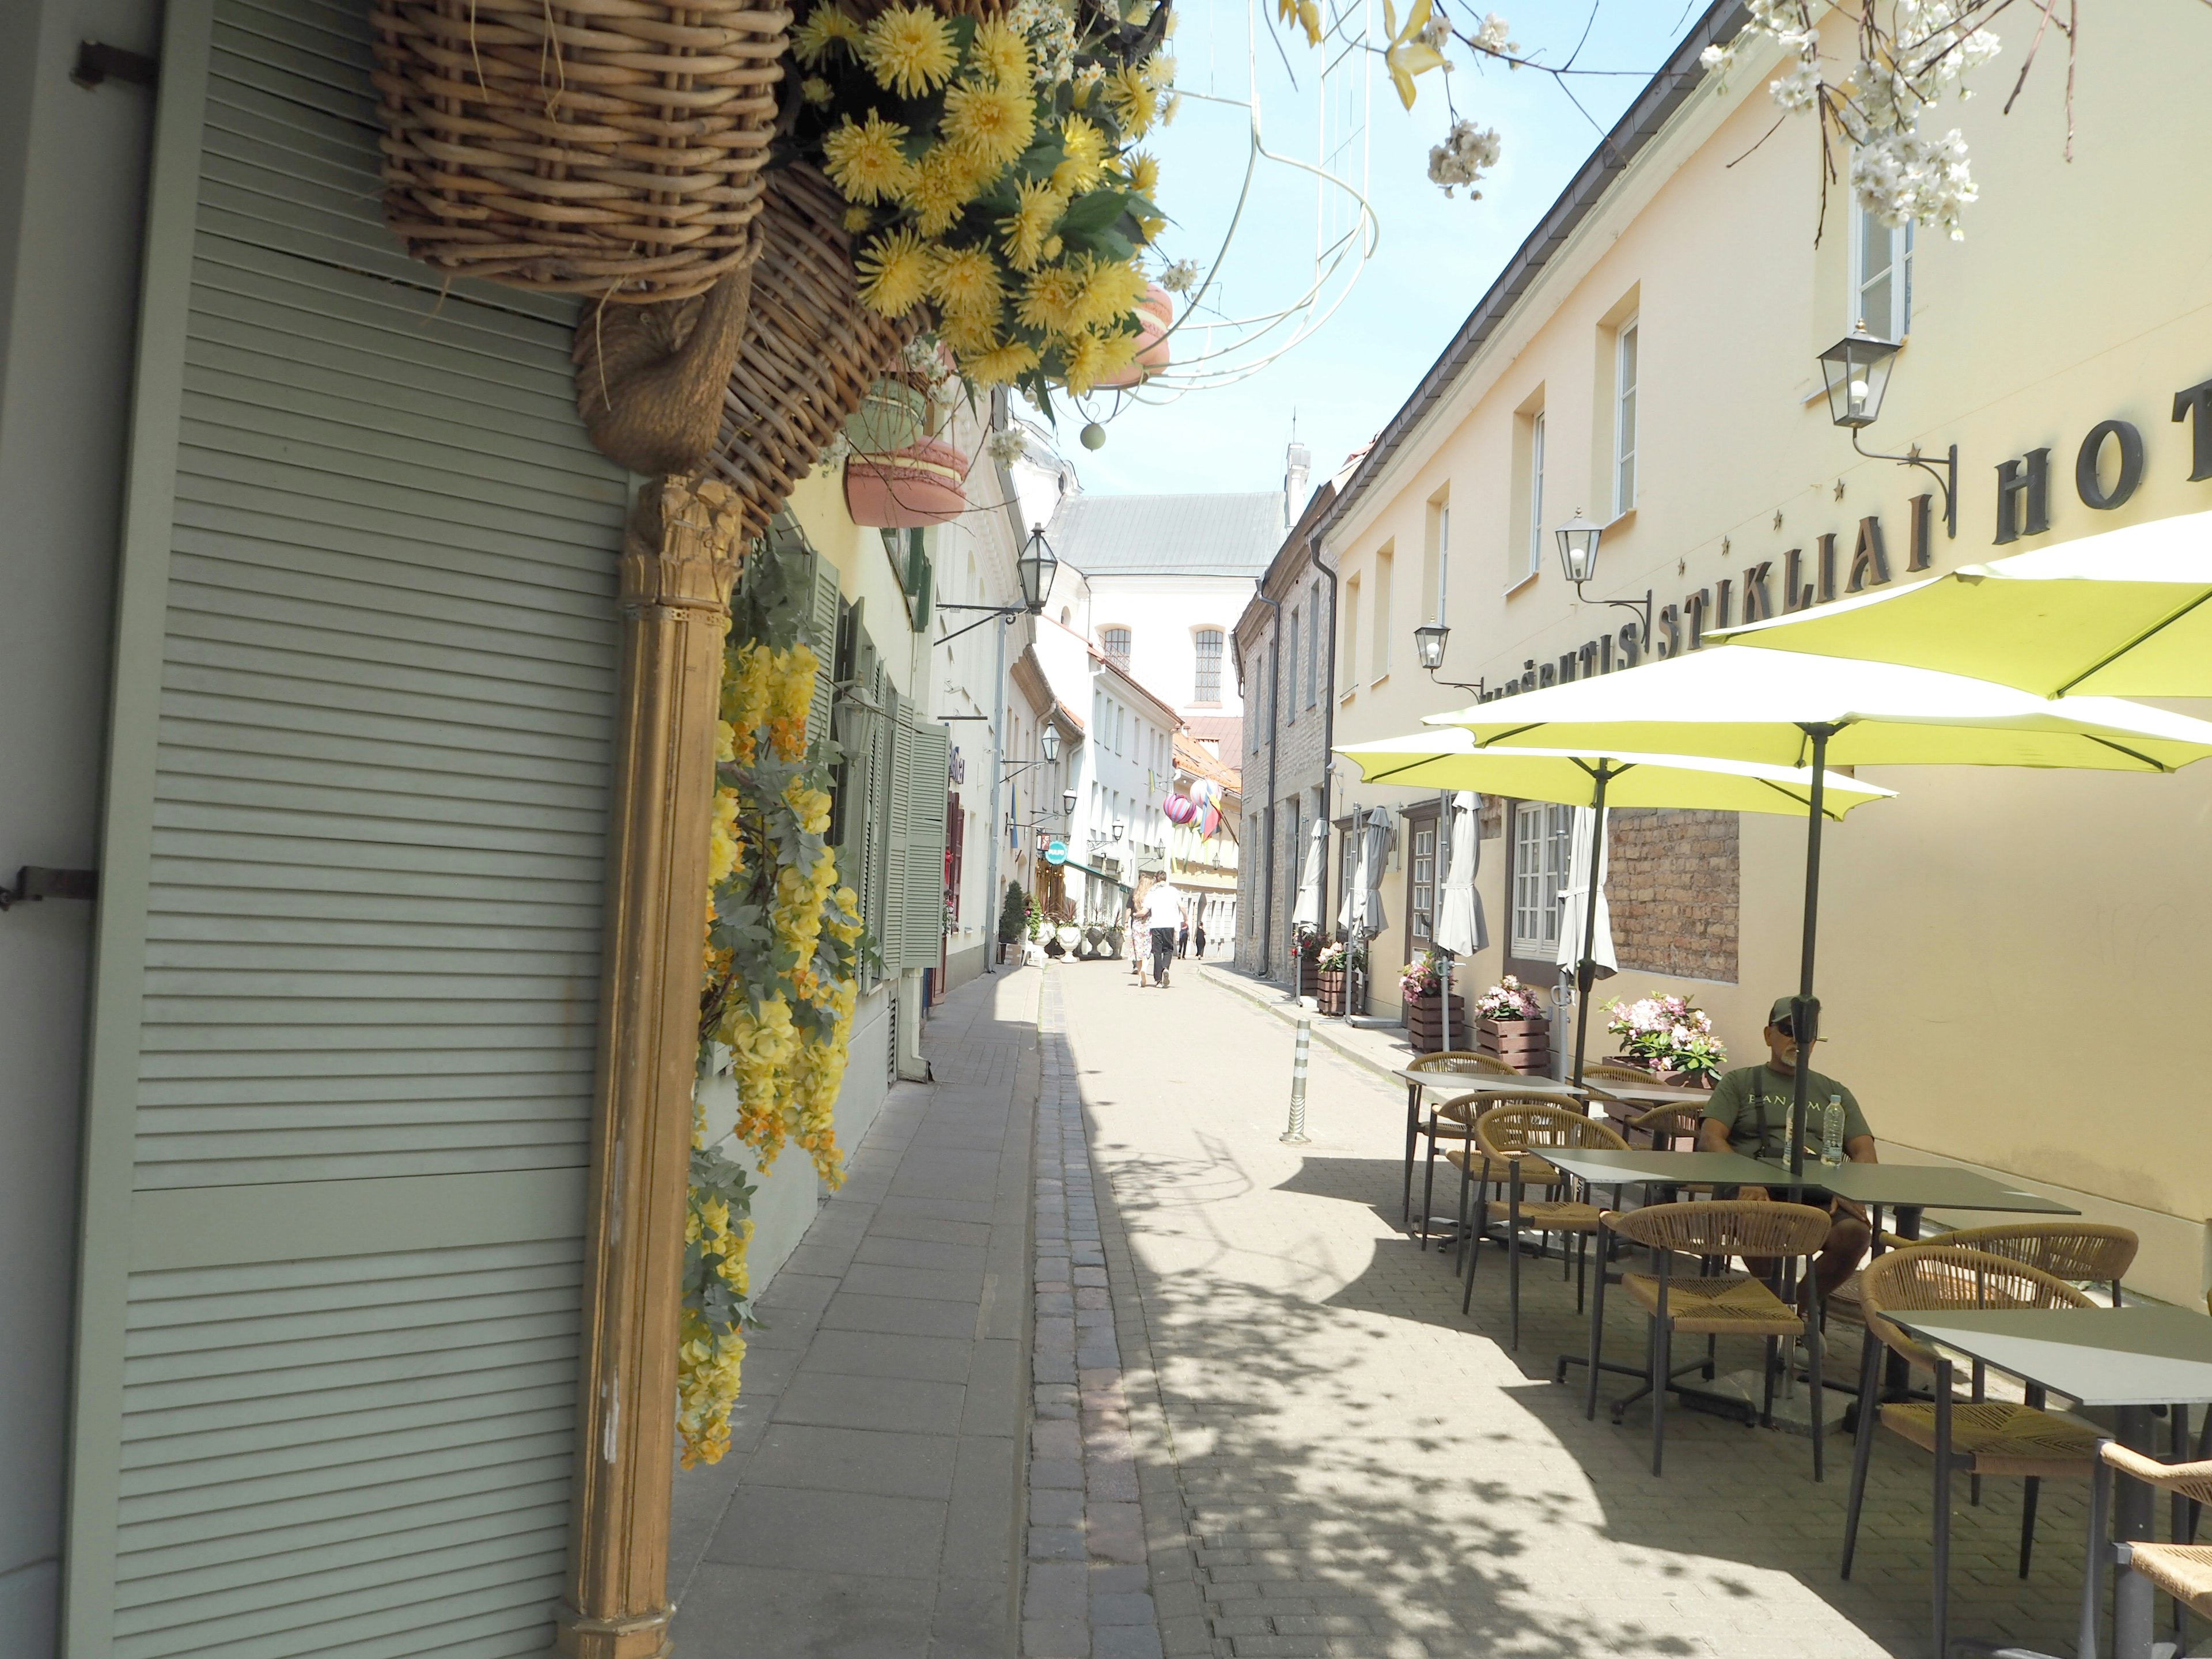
<box><xmin>1231</xmin><ymin>562</ymin><xmax>1333</xmax><ymax>983</ymax></box>
<box><xmin>1606</xmin><ymin>808</ymin><xmax>1738</xmax><ymax>983</ymax></box>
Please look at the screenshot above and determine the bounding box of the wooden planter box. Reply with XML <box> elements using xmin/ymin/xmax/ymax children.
<box><xmin>1296</xmin><ymin>956</ymin><xmax>1320</xmax><ymax>999</ymax></box>
<box><xmin>1478</xmin><ymin>1016</ymin><xmax>1551</xmax><ymax>1075</ymax></box>
<box><xmin>1316</xmin><ymin>969</ymin><xmax>1347</xmax><ymax>1017</ymax></box>
<box><xmin>1404</xmin><ymin>993</ymin><xmax>1467</xmax><ymax>1054</ymax></box>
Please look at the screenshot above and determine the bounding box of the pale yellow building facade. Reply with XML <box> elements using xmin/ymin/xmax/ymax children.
<box><xmin>1321</xmin><ymin>6</ymin><xmax>2212</xmax><ymax>1302</ymax></box>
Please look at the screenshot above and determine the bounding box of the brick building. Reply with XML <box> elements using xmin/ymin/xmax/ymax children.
<box><xmin>1232</xmin><ymin>458</ymin><xmax>1340</xmax><ymax>985</ymax></box>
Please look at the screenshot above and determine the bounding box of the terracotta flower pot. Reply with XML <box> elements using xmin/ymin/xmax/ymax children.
<box><xmin>1096</xmin><ymin>285</ymin><xmax>1174</xmax><ymax>390</ymax></box>
<box><xmin>844</xmin><ymin>435</ymin><xmax>969</xmax><ymax>527</ymax></box>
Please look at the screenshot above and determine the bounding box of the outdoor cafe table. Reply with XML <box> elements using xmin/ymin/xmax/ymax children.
<box><xmin>1756</xmin><ymin>1158</ymin><xmax>2082</xmax><ymax>1247</ymax></box>
<box><xmin>1392</xmin><ymin>1067</ymin><xmax>1597</xmax><ymax>1228</ymax></box>
<box><xmin>1887</xmin><ymin>1304</ymin><xmax>2212</xmax><ymax>1659</ymax></box>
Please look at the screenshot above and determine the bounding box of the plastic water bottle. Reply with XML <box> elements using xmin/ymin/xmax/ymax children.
<box><xmin>1822</xmin><ymin>1095</ymin><xmax>1845</xmax><ymax>1166</ymax></box>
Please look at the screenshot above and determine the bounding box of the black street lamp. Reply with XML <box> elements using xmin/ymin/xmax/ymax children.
<box><xmin>1413</xmin><ymin>620</ymin><xmax>1487</xmax><ymax>698</ymax></box>
<box><xmin>1040</xmin><ymin>723</ymin><xmax>1060</xmax><ymax>764</ymax></box>
<box><xmin>1062</xmin><ymin>787</ymin><xmax>1078</xmax><ymax>815</ymax></box>
<box><xmin>1554</xmin><ymin>509</ymin><xmax>1652</xmax><ymax>645</ymax></box>
<box><xmin>1817</xmin><ymin>324</ymin><xmax>1957</xmax><ymax>539</ymax></box>
<box><xmin>937</xmin><ymin>522</ymin><xmax>1061</xmax><ymax>643</ymax></box>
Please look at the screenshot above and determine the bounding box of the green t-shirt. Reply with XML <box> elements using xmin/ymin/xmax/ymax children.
<box><xmin>1702</xmin><ymin>1063</ymin><xmax>1870</xmax><ymax>1161</ymax></box>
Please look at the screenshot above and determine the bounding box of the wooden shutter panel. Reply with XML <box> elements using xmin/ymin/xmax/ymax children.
<box><xmin>899</xmin><ymin>718</ymin><xmax>951</xmax><ymax>972</ymax></box>
<box><xmin>879</xmin><ymin>682</ymin><xmax>907</xmax><ymax>973</ymax></box>
<box><xmin>805</xmin><ymin>554</ymin><xmax>839</xmax><ymax>750</ymax></box>
<box><xmin>67</xmin><ymin>2</ymin><xmax>616</xmax><ymax>1652</ymax></box>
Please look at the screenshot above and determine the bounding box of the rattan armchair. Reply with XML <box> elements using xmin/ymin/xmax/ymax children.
<box><xmin>1399</xmin><ymin>1051</ymin><xmax>1516</xmax><ymax>1228</ymax></box>
<box><xmin>1933</xmin><ymin>1222</ymin><xmax>2138</xmax><ymax>1304</ymax></box>
<box><xmin>1593</xmin><ymin>1200</ymin><xmax>1832</xmax><ymax>1477</ymax></box>
<box><xmin>2093</xmin><ymin>1444</ymin><xmax>2212</xmax><ymax>1654</ymax></box>
<box><xmin>1628</xmin><ymin>1101</ymin><xmax>1708</xmax><ymax>1152</ymax></box>
<box><xmin>1842</xmin><ymin>1246</ymin><xmax>2103</xmax><ymax>1656</ymax></box>
<box><xmin>1455</xmin><ymin>1104</ymin><xmax>1627</xmax><ymax>1344</ymax></box>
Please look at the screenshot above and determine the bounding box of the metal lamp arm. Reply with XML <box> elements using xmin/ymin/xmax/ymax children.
<box><xmin>1571</xmin><ymin>584</ymin><xmax>1654</xmax><ymax>645</ymax></box>
<box><xmin>1850</xmin><ymin>429</ymin><xmax>1959</xmax><ymax>539</ymax></box>
<box><xmin>934</xmin><ymin>606</ymin><xmax>1020</xmax><ymax>646</ymax></box>
<box><xmin>1423</xmin><ymin>666</ymin><xmax>1488</xmax><ymax>698</ymax></box>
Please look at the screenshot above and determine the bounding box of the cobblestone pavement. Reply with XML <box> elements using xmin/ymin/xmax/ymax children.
<box><xmin>1055</xmin><ymin>960</ymin><xmax>2118</xmax><ymax>1659</ymax></box>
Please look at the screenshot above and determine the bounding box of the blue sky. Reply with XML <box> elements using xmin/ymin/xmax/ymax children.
<box><xmin>1052</xmin><ymin>1</ymin><xmax>1713</xmax><ymax>497</ymax></box>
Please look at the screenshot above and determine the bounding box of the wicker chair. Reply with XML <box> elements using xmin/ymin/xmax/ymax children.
<box><xmin>1594</xmin><ymin>1200</ymin><xmax>1832</xmax><ymax>1477</ymax></box>
<box><xmin>2093</xmin><ymin>1445</ymin><xmax>2212</xmax><ymax>1652</ymax></box>
<box><xmin>1843</xmin><ymin>1247</ymin><xmax>2103</xmax><ymax>1657</ymax></box>
<box><xmin>1453</xmin><ymin>1105</ymin><xmax>1628</xmax><ymax>1344</ymax></box>
<box><xmin>1933</xmin><ymin>1222</ymin><xmax>2138</xmax><ymax>1304</ymax></box>
<box><xmin>1629</xmin><ymin>1101</ymin><xmax>1709</xmax><ymax>1152</ymax></box>
<box><xmin>1415</xmin><ymin>1083</ymin><xmax>1565</xmax><ymax>1253</ymax></box>
<box><xmin>1400</xmin><ymin>1051</ymin><xmax>1516</xmax><ymax>1228</ymax></box>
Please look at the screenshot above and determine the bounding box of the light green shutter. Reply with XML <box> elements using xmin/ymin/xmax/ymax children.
<box><xmin>900</xmin><ymin>718</ymin><xmax>952</xmax><ymax>971</ymax></box>
<box><xmin>804</xmin><ymin>554</ymin><xmax>840</xmax><ymax>751</ymax></box>
<box><xmin>880</xmin><ymin>683</ymin><xmax>908</xmax><ymax>973</ymax></box>
<box><xmin>67</xmin><ymin>1</ymin><xmax>620</xmax><ymax>1652</ymax></box>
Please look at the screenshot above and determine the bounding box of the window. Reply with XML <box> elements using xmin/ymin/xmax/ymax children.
<box><xmin>1527</xmin><ymin>412</ymin><xmax>1546</xmax><ymax>578</ymax></box>
<box><xmin>1284</xmin><ymin>608</ymin><xmax>1300</xmax><ymax>725</ymax></box>
<box><xmin>1422</xmin><ymin>498</ymin><xmax>1448</xmax><ymax>624</ymax></box>
<box><xmin>1613</xmin><ymin>321</ymin><xmax>1638</xmax><ymax>515</ymax></box>
<box><xmin>1340</xmin><ymin>576</ymin><xmax>1360</xmax><ymax>692</ymax></box>
<box><xmin>1407</xmin><ymin>817</ymin><xmax>1437</xmax><ymax>944</ymax></box>
<box><xmin>1101</xmin><ymin>626</ymin><xmax>1131</xmax><ymax>670</ymax></box>
<box><xmin>1306</xmin><ymin>580</ymin><xmax>1320</xmax><ymax>707</ymax></box>
<box><xmin>1194</xmin><ymin>628</ymin><xmax>1224</xmax><ymax>704</ymax></box>
<box><xmin>1509</xmin><ymin>801</ymin><xmax>1574</xmax><ymax>958</ymax></box>
<box><xmin>1370</xmin><ymin>548</ymin><xmax>1393</xmax><ymax>681</ymax></box>
<box><xmin>1853</xmin><ymin>206</ymin><xmax>1914</xmax><ymax>339</ymax></box>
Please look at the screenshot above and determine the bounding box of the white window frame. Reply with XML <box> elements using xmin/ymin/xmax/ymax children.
<box><xmin>1509</xmin><ymin>801</ymin><xmax>1574</xmax><ymax>958</ymax></box>
<box><xmin>1306</xmin><ymin>580</ymin><xmax>1320</xmax><ymax>707</ymax></box>
<box><xmin>1526</xmin><ymin>412</ymin><xmax>1546</xmax><ymax>577</ymax></box>
<box><xmin>1100</xmin><ymin>626</ymin><xmax>1132</xmax><ymax>671</ymax></box>
<box><xmin>1192</xmin><ymin>627</ymin><xmax>1224</xmax><ymax>704</ymax></box>
<box><xmin>1409</xmin><ymin>819</ymin><xmax>1436</xmax><ymax>944</ymax></box>
<box><xmin>1851</xmin><ymin>206</ymin><xmax>1914</xmax><ymax>340</ymax></box>
<box><xmin>1613</xmin><ymin>319</ymin><xmax>1638</xmax><ymax>517</ymax></box>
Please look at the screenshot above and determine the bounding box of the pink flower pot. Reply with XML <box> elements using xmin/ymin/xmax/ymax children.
<box><xmin>1096</xmin><ymin>285</ymin><xmax>1173</xmax><ymax>390</ymax></box>
<box><xmin>844</xmin><ymin>436</ymin><xmax>969</xmax><ymax>528</ymax></box>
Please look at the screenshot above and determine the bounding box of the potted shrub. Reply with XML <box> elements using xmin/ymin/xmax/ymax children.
<box><xmin>1399</xmin><ymin>950</ymin><xmax>1466</xmax><ymax>1054</ymax></box>
<box><xmin>1314</xmin><ymin>938</ymin><xmax>1363</xmax><ymax>1017</ymax></box>
<box><xmin>1474</xmin><ymin>976</ymin><xmax>1551</xmax><ymax>1074</ymax></box>
<box><xmin>1601</xmin><ymin>994</ymin><xmax>1728</xmax><ymax>1088</ymax></box>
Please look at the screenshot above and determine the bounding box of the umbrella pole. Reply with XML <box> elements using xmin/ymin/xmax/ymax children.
<box><xmin>1439</xmin><ymin>789</ymin><xmax>1454</xmax><ymax>1055</ymax></box>
<box><xmin>1570</xmin><ymin>764</ymin><xmax>1612</xmax><ymax>1092</ymax></box>
<box><xmin>1790</xmin><ymin>729</ymin><xmax>1834</xmax><ymax>1185</ymax></box>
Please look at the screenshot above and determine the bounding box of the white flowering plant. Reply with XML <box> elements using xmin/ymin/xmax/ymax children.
<box><xmin>1603</xmin><ymin>993</ymin><xmax>1729</xmax><ymax>1080</ymax></box>
<box><xmin>1474</xmin><ymin>975</ymin><xmax>1544</xmax><ymax>1022</ymax></box>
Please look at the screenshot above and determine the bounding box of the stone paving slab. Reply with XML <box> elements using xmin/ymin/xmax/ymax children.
<box><xmin>1055</xmin><ymin>960</ymin><xmax>2143</xmax><ymax>1659</ymax></box>
<box><xmin>669</xmin><ymin>967</ymin><xmax>1040</xmax><ymax>1658</ymax></box>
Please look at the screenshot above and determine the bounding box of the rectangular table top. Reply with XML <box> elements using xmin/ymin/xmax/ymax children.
<box><xmin>1756</xmin><ymin>1160</ymin><xmax>2081</xmax><ymax>1215</ymax></box>
<box><xmin>1540</xmin><ymin>1146</ymin><xmax>1779</xmax><ymax>1188</ymax></box>
<box><xmin>1889</xmin><ymin>1306</ymin><xmax>2212</xmax><ymax>1407</ymax></box>
<box><xmin>1394</xmin><ymin>1069</ymin><xmax>1592</xmax><ymax>1099</ymax></box>
<box><xmin>1584</xmin><ymin>1080</ymin><xmax>1716</xmax><ymax>1109</ymax></box>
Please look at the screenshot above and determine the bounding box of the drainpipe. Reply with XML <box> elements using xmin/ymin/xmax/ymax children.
<box><xmin>1248</xmin><ymin>585</ymin><xmax>1282</xmax><ymax>979</ymax></box>
<box><xmin>1315</xmin><ymin>532</ymin><xmax>1339</xmax><ymax>940</ymax></box>
<box><xmin>981</xmin><ymin>607</ymin><xmax>1007</xmax><ymax>974</ymax></box>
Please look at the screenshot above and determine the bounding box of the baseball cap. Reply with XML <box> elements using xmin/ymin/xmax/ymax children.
<box><xmin>1767</xmin><ymin>995</ymin><xmax>1825</xmax><ymax>1035</ymax></box>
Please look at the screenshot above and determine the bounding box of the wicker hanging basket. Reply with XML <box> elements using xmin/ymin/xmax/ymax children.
<box><xmin>706</xmin><ymin>163</ymin><xmax>925</xmax><ymax>542</ymax></box>
<box><xmin>370</xmin><ymin>0</ymin><xmax>792</xmax><ymax>302</ymax></box>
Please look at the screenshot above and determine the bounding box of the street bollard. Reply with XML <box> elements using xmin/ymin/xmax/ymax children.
<box><xmin>1280</xmin><ymin>1018</ymin><xmax>1312</xmax><ymax>1145</ymax></box>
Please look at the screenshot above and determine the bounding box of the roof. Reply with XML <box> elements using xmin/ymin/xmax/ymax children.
<box><xmin>1183</xmin><ymin>714</ymin><xmax>1243</xmax><ymax>749</ymax></box>
<box><xmin>1047</xmin><ymin>491</ymin><xmax>1286</xmax><ymax>577</ymax></box>
<box><xmin>1319</xmin><ymin>1</ymin><xmax>1743</xmax><ymax>544</ymax></box>
<box><xmin>1173</xmin><ymin>733</ymin><xmax>1241</xmax><ymax>798</ymax></box>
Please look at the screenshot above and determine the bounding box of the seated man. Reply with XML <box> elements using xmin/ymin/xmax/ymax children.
<box><xmin>1695</xmin><ymin>996</ymin><xmax>1874</xmax><ymax>1303</ymax></box>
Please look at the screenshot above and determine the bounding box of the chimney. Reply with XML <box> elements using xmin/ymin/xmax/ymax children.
<box><xmin>1284</xmin><ymin>438</ymin><xmax>1312</xmax><ymax>527</ymax></box>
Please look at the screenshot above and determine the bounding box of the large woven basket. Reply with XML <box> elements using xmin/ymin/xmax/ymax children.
<box><xmin>370</xmin><ymin>0</ymin><xmax>791</xmax><ymax>302</ymax></box>
<box><xmin>707</xmin><ymin>163</ymin><xmax>923</xmax><ymax>543</ymax></box>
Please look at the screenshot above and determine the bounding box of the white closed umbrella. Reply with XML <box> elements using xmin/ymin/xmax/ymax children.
<box><xmin>1290</xmin><ymin>818</ymin><xmax>1327</xmax><ymax>933</ymax></box>
<box><xmin>1432</xmin><ymin>792</ymin><xmax>1487</xmax><ymax>956</ymax></box>
<box><xmin>1339</xmin><ymin>807</ymin><xmax>1391</xmax><ymax>936</ymax></box>
<box><xmin>1555</xmin><ymin>804</ymin><xmax>1615</xmax><ymax>980</ymax></box>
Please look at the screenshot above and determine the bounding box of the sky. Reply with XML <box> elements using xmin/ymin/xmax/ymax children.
<box><xmin>1041</xmin><ymin>0</ymin><xmax>1718</xmax><ymax>498</ymax></box>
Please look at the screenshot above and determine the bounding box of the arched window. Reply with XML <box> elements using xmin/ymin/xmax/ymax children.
<box><xmin>1192</xmin><ymin>627</ymin><xmax>1224</xmax><ymax>704</ymax></box>
<box><xmin>1100</xmin><ymin>626</ymin><xmax>1131</xmax><ymax>670</ymax></box>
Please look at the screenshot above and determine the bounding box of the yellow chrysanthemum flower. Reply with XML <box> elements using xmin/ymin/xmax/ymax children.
<box><xmin>801</xmin><ymin>76</ymin><xmax>833</xmax><ymax>105</ymax></box>
<box><xmin>929</xmin><ymin>244</ymin><xmax>1003</xmax><ymax>318</ymax></box>
<box><xmin>860</xmin><ymin>3</ymin><xmax>958</xmax><ymax>99</ymax></box>
<box><xmin>998</xmin><ymin>176</ymin><xmax>1063</xmax><ymax>271</ymax></box>
<box><xmin>969</xmin><ymin>17</ymin><xmax>1031</xmax><ymax>86</ymax></box>
<box><xmin>903</xmin><ymin>145</ymin><xmax>984</xmax><ymax>237</ymax></box>
<box><xmin>1059</xmin><ymin>328</ymin><xmax>1110</xmax><ymax>394</ymax></box>
<box><xmin>1051</xmin><ymin>114</ymin><xmax>1108</xmax><ymax>193</ymax></box>
<box><xmin>855</xmin><ymin>226</ymin><xmax>931</xmax><ymax>316</ymax></box>
<box><xmin>943</xmin><ymin>77</ymin><xmax>1035</xmax><ymax>172</ymax></box>
<box><xmin>1017</xmin><ymin>263</ymin><xmax>1089</xmax><ymax>338</ymax></box>
<box><xmin>1104</xmin><ymin>66</ymin><xmax>1158</xmax><ymax>134</ymax></box>
<box><xmin>1071</xmin><ymin>255</ymin><xmax>1149</xmax><ymax>332</ymax></box>
<box><xmin>936</xmin><ymin>304</ymin><xmax>1003</xmax><ymax>357</ymax></box>
<box><xmin>1145</xmin><ymin>52</ymin><xmax>1176</xmax><ymax>88</ymax></box>
<box><xmin>965</xmin><ymin>339</ymin><xmax>1042</xmax><ymax>386</ymax></box>
<box><xmin>1134</xmin><ymin>213</ymin><xmax>1164</xmax><ymax>242</ymax></box>
<box><xmin>793</xmin><ymin>3</ymin><xmax>861</xmax><ymax>66</ymax></box>
<box><xmin>1041</xmin><ymin>233</ymin><xmax>1063</xmax><ymax>262</ymax></box>
<box><xmin>1123</xmin><ymin>150</ymin><xmax>1160</xmax><ymax>197</ymax></box>
<box><xmin>842</xmin><ymin>206</ymin><xmax>873</xmax><ymax>232</ymax></box>
<box><xmin>823</xmin><ymin>112</ymin><xmax>914</xmax><ymax>206</ymax></box>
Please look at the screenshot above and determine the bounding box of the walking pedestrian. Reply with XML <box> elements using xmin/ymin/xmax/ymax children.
<box><xmin>1127</xmin><ymin>881</ymin><xmax>1151</xmax><ymax>985</ymax></box>
<box><xmin>1177</xmin><ymin>916</ymin><xmax>1190</xmax><ymax>959</ymax></box>
<box><xmin>1138</xmin><ymin>879</ymin><xmax>1181</xmax><ymax>987</ymax></box>
<box><xmin>1194</xmin><ymin>919</ymin><xmax>1207</xmax><ymax>958</ymax></box>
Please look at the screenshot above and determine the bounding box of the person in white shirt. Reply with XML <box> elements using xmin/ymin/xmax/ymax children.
<box><xmin>1139</xmin><ymin>880</ymin><xmax>1183</xmax><ymax>987</ymax></box>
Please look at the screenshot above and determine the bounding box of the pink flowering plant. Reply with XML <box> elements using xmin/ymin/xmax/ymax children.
<box><xmin>1602</xmin><ymin>993</ymin><xmax>1728</xmax><ymax>1080</ymax></box>
<box><xmin>1398</xmin><ymin>949</ymin><xmax>1446</xmax><ymax>999</ymax></box>
<box><xmin>1315</xmin><ymin>938</ymin><xmax>1364</xmax><ymax>972</ymax></box>
<box><xmin>1473</xmin><ymin>976</ymin><xmax>1544</xmax><ymax>1023</ymax></box>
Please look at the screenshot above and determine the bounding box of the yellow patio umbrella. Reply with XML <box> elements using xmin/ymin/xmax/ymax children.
<box><xmin>1708</xmin><ymin>507</ymin><xmax>2212</xmax><ymax>697</ymax></box>
<box><xmin>1425</xmin><ymin>647</ymin><xmax>2212</xmax><ymax>1177</ymax></box>
<box><xmin>1336</xmin><ymin>730</ymin><xmax>1896</xmax><ymax>1089</ymax></box>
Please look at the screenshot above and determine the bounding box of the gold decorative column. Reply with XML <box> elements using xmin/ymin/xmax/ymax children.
<box><xmin>556</xmin><ymin>476</ymin><xmax>744</xmax><ymax>1659</ymax></box>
